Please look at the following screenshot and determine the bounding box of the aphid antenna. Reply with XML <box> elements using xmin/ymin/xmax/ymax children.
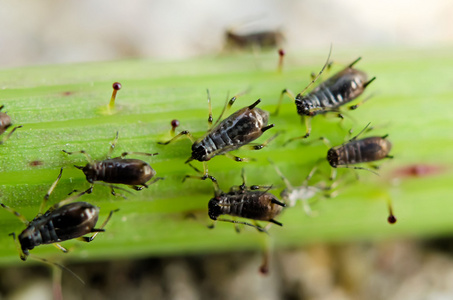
<box><xmin>339</xmin><ymin>165</ymin><xmax>380</xmax><ymax>177</ymax></box>
<box><xmin>30</xmin><ymin>254</ymin><xmax>86</xmax><ymax>285</ymax></box>
<box><xmin>296</xmin><ymin>44</ymin><xmax>332</xmax><ymax>97</ymax></box>
<box><xmin>349</xmin><ymin>122</ymin><xmax>372</xmax><ymax>142</ymax></box>
<box><xmin>50</xmin><ymin>187</ymin><xmax>94</xmax><ymax>210</ymax></box>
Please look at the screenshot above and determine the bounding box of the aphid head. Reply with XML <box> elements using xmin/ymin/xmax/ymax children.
<box><xmin>191</xmin><ymin>143</ymin><xmax>209</xmax><ymax>162</ymax></box>
<box><xmin>295</xmin><ymin>97</ymin><xmax>315</xmax><ymax>116</ymax></box>
<box><xmin>208</xmin><ymin>198</ymin><xmax>221</xmax><ymax>221</ymax></box>
<box><xmin>327</xmin><ymin>148</ymin><xmax>339</xmax><ymax>168</ymax></box>
<box><xmin>18</xmin><ymin>229</ymin><xmax>37</xmax><ymax>254</ymax></box>
<box><xmin>75</xmin><ymin>164</ymin><xmax>96</xmax><ymax>183</ymax></box>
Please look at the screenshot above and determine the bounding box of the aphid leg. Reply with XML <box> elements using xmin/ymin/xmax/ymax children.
<box><xmin>62</xmin><ymin>150</ymin><xmax>94</xmax><ymax>164</ymax></box>
<box><xmin>29</xmin><ymin>255</ymin><xmax>85</xmax><ymax>285</ymax></box>
<box><xmin>283</xmin><ymin>117</ymin><xmax>313</xmax><ymax>145</ymax></box>
<box><xmin>183</xmin><ymin>162</ymin><xmax>218</xmax><ymax>189</ymax></box>
<box><xmin>51</xmin><ymin>187</ymin><xmax>93</xmax><ymax>210</ymax></box>
<box><xmin>349</xmin><ymin>92</ymin><xmax>375</xmax><ymax>110</ymax></box>
<box><xmin>277</xmin><ymin>48</ymin><xmax>285</xmax><ymax>74</ymax></box>
<box><xmin>78</xmin><ymin>209</ymin><xmax>119</xmax><ymax>242</ymax></box>
<box><xmin>130</xmin><ymin>177</ymin><xmax>164</xmax><ymax>190</ymax></box>
<box><xmin>207</xmin><ymin>220</ymin><xmax>217</xmax><ymax>229</ymax></box>
<box><xmin>107</xmin><ymin>131</ymin><xmax>119</xmax><ymax>158</ymax></box>
<box><xmin>274</xmin><ymin>88</ymin><xmax>296</xmax><ymax>115</ymax></box>
<box><xmin>39</xmin><ymin>168</ymin><xmax>64</xmax><ymax>214</ymax></box>
<box><xmin>216</xmin><ymin>217</ymin><xmax>269</xmax><ymax>234</ymax></box>
<box><xmin>157</xmin><ymin>130</ymin><xmax>196</xmax><ymax>145</ymax></box>
<box><xmin>268</xmin><ymin>219</ymin><xmax>283</xmax><ymax>226</ymax></box>
<box><xmin>121</xmin><ymin>151</ymin><xmax>159</xmax><ymax>158</ymax></box>
<box><xmin>9</xmin><ymin>233</ymin><xmax>27</xmax><ymax>261</ymax></box>
<box><xmin>223</xmin><ymin>152</ymin><xmax>253</xmax><ymax>162</ymax></box>
<box><xmin>53</xmin><ymin>243</ymin><xmax>69</xmax><ymax>253</ymax></box>
<box><xmin>1</xmin><ymin>204</ymin><xmax>29</xmax><ymax>225</ymax></box>
<box><xmin>349</xmin><ymin>122</ymin><xmax>372</xmax><ymax>142</ymax></box>
<box><xmin>0</xmin><ymin>125</ymin><xmax>23</xmax><ymax>145</ymax></box>
<box><xmin>259</xmin><ymin>234</ymin><xmax>273</xmax><ymax>275</ymax></box>
<box><xmin>246</xmin><ymin>131</ymin><xmax>277</xmax><ymax>150</ymax></box>
<box><xmin>269</xmin><ymin>158</ymin><xmax>294</xmax><ymax>190</ymax></box>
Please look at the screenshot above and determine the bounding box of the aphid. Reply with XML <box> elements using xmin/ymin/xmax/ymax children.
<box><xmin>276</xmin><ymin>52</ymin><xmax>376</xmax><ymax>139</ymax></box>
<box><xmin>63</xmin><ymin>132</ymin><xmax>162</xmax><ymax>196</ymax></box>
<box><xmin>325</xmin><ymin>124</ymin><xmax>392</xmax><ymax>174</ymax></box>
<box><xmin>0</xmin><ymin>168</ymin><xmax>117</xmax><ymax>261</ymax></box>
<box><xmin>207</xmin><ymin>169</ymin><xmax>286</xmax><ymax>232</ymax></box>
<box><xmin>108</xmin><ymin>82</ymin><xmax>122</xmax><ymax>111</ymax></box>
<box><xmin>158</xmin><ymin>90</ymin><xmax>275</xmax><ymax>175</ymax></box>
<box><xmin>270</xmin><ymin>160</ymin><xmax>334</xmax><ymax>216</ymax></box>
<box><xmin>225</xmin><ymin>28</ymin><xmax>284</xmax><ymax>50</ymax></box>
<box><xmin>0</xmin><ymin>105</ymin><xmax>22</xmax><ymax>144</ymax></box>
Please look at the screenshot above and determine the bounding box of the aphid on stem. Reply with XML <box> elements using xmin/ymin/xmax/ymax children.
<box><xmin>321</xmin><ymin>123</ymin><xmax>393</xmax><ymax>180</ymax></box>
<box><xmin>204</xmin><ymin>169</ymin><xmax>285</xmax><ymax>233</ymax></box>
<box><xmin>158</xmin><ymin>90</ymin><xmax>275</xmax><ymax>176</ymax></box>
<box><xmin>63</xmin><ymin>132</ymin><xmax>163</xmax><ymax>196</ymax></box>
<box><xmin>276</xmin><ymin>49</ymin><xmax>376</xmax><ymax>140</ymax></box>
<box><xmin>0</xmin><ymin>168</ymin><xmax>118</xmax><ymax>262</ymax></box>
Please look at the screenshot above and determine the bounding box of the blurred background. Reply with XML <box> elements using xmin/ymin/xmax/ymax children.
<box><xmin>1</xmin><ymin>0</ymin><xmax>453</xmax><ymax>299</ymax></box>
<box><xmin>1</xmin><ymin>0</ymin><xmax>452</xmax><ymax>68</ymax></box>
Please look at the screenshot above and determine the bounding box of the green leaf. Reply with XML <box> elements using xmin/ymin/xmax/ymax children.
<box><xmin>0</xmin><ymin>48</ymin><xmax>452</xmax><ymax>266</ymax></box>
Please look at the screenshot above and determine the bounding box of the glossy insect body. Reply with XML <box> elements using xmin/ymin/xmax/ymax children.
<box><xmin>159</xmin><ymin>94</ymin><xmax>274</xmax><ymax>173</ymax></box>
<box><xmin>77</xmin><ymin>158</ymin><xmax>156</xmax><ymax>186</ymax></box>
<box><xmin>209</xmin><ymin>191</ymin><xmax>284</xmax><ymax>224</ymax></box>
<box><xmin>17</xmin><ymin>202</ymin><xmax>100</xmax><ymax>259</ymax></box>
<box><xmin>191</xmin><ymin>100</ymin><xmax>270</xmax><ymax>162</ymax></box>
<box><xmin>328</xmin><ymin>136</ymin><xmax>392</xmax><ymax>168</ymax></box>
<box><xmin>206</xmin><ymin>169</ymin><xmax>285</xmax><ymax>232</ymax></box>
<box><xmin>1</xmin><ymin>168</ymin><xmax>117</xmax><ymax>261</ymax></box>
<box><xmin>64</xmin><ymin>132</ymin><xmax>162</xmax><ymax>194</ymax></box>
<box><xmin>296</xmin><ymin>65</ymin><xmax>373</xmax><ymax>117</ymax></box>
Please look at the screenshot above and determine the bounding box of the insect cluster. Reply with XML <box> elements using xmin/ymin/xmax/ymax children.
<box><xmin>0</xmin><ymin>51</ymin><xmax>394</xmax><ymax>278</ymax></box>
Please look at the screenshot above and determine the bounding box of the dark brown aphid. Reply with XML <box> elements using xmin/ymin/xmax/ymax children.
<box><xmin>327</xmin><ymin>132</ymin><xmax>392</xmax><ymax>170</ymax></box>
<box><xmin>207</xmin><ymin>170</ymin><xmax>285</xmax><ymax>233</ymax></box>
<box><xmin>0</xmin><ymin>168</ymin><xmax>117</xmax><ymax>261</ymax></box>
<box><xmin>0</xmin><ymin>105</ymin><xmax>22</xmax><ymax>144</ymax></box>
<box><xmin>158</xmin><ymin>90</ymin><xmax>275</xmax><ymax>175</ymax></box>
<box><xmin>225</xmin><ymin>28</ymin><xmax>284</xmax><ymax>50</ymax></box>
<box><xmin>277</xmin><ymin>53</ymin><xmax>376</xmax><ymax>138</ymax></box>
<box><xmin>323</xmin><ymin>124</ymin><xmax>392</xmax><ymax>176</ymax></box>
<box><xmin>296</xmin><ymin>57</ymin><xmax>375</xmax><ymax>118</ymax></box>
<box><xmin>63</xmin><ymin>132</ymin><xmax>162</xmax><ymax>196</ymax></box>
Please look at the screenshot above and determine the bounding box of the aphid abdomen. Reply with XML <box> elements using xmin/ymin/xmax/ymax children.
<box><xmin>52</xmin><ymin>203</ymin><xmax>100</xmax><ymax>240</ymax></box>
<box><xmin>96</xmin><ymin>159</ymin><xmax>155</xmax><ymax>185</ymax></box>
<box><xmin>226</xmin><ymin>192</ymin><xmax>282</xmax><ymax>221</ymax></box>
<box><xmin>330</xmin><ymin>137</ymin><xmax>392</xmax><ymax>167</ymax></box>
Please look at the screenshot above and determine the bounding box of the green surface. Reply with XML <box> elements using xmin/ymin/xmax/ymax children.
<box><xmin>0</xmin><ymin>48</ymin><xmax>452</xmax><ymax>266</ymax></box>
